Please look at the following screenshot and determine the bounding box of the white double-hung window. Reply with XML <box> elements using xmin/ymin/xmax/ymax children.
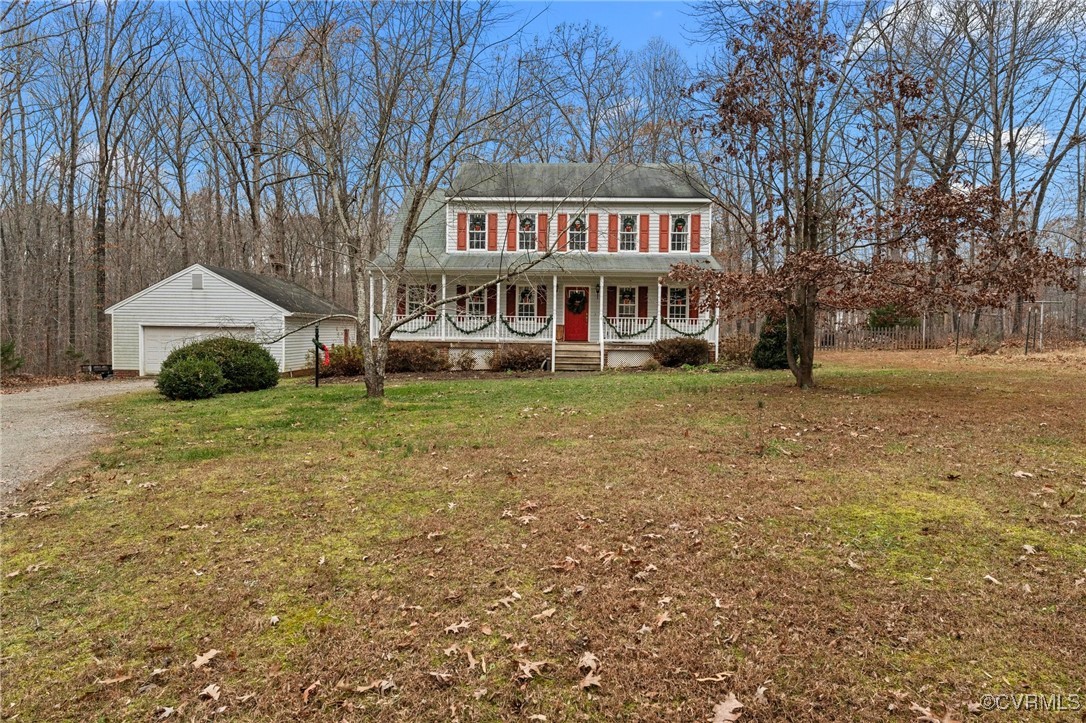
<box><xmin>670</xmin><ymin>214</ymin><xmax>689</xmax><ymax>252</ymax></box>
<box><xmin>406</xmin><ymin>285</ymin><xmax>427</xmax><ymax>315</ymax></box>
<box><xmin>568</xmin><ymin>216</ymin><xmax>587</xmax><ymax>251</ymax></box>
<box><xmin>619</xmin><ymin>215</ymin><xmax>638</xmax><ymax>251</ymax></box>
<box><xmin>518</xmin><ymin>215</ymin><xmax>537</xmax><ymax>250</ymax></box>
<box><xmin>667</xmin><ymin>287</ymin><xmax>688</xmax><ymax>319</ymax></box>
<box><xmin>618</xmin><ymin>287</ymin><xmax>637</xmax><ymax>318</ymax></box>
<box><xmin>517</xmin><ymin>286</ymin><xmax>537</xmax><ymax>317</ymax></box>
<box><xmin>467</xmin><ymin>213</ymin><xmax>487</xmax><ymax>250</ymax></box>
<box><xmin>466</xmin><ymin>290</ymin><xmax>486</xmax><ymax>316</ymax></box>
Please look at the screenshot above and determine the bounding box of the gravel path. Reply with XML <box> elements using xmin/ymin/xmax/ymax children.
<box><xmin>1</xmin><ymin>379</ymin><xmax>155</xmax><ymax>501</ymax></box>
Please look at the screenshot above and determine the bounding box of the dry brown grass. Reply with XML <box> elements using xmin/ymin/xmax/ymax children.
<box><xmin>2</xmin><ymin>351</ymin><xmax>1084</xmax><ymax>721</ymax></box>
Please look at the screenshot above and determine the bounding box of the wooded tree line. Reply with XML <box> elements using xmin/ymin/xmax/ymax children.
<box><xmin>2</xmin><ymin>0</ymin><xmax>1084</xmax><ymax>377</ymax></box>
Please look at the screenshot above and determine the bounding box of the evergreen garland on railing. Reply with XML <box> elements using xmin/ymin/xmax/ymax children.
<box><xmin>499</xmin><ymin>315</ymin><xmax>552</xmax><ymax>337</ymax></box>
<box><xmin>445</xmin><ymin>314</ymin><xmax>496</xmax><ymax>335</ymax></box>
<box><xmin>392</xmin><ymin>314</ymin><xmax>440</xmax><ymax>334</ymax></box>
<box><xmin>604</xmin><ymin>315</ymin><xmax>657</xmax><ymax>338</ymax></box>
<box><xmin>661</xmin><ymin>317</ymin><xmax>716</xmax><ymax>337</ymax></box>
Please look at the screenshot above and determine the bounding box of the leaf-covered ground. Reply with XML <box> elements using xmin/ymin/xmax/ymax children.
<box><xmin>2</xmin><ymin>350</ymin><xmax>1084</xmax><ymax>722</ymax></box>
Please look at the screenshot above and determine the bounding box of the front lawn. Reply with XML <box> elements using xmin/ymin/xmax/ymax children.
<box><xmin>2</xmin><ymin>352</ymin><xmax>1084</xmax><ymax>721</ymax></box>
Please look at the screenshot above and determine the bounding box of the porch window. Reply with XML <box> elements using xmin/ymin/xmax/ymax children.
<box><xmin>517</xmin><ymin>286</ymin><xmax>537</xmax><ymax>317</ymax></box>
<box><xmin>468</xmin><ymin>213</ymin><xmax>487</xmax><ymax>250</ymax></box>
<box><xmin>518</xmin><ymin>215</ymin><xmax>537</xmax><ymax>250</ymax></box>
<box><xmin>670</xmin><ymin>214</ymin><xmax>689</xmax><ymax>252</ymax></box>
<box><xmin>466</xmin><ymin>290</ymin><xmax>486</xmax><ymax>317</ymax></box>
<box><xmin>568</xmin><ymin>216</ymin><xmax>587</xmax><ymax>251</ymax></box>
<box><xmin>617</xmin><ymin>286</ymin><xmax>637</xmax><ymax>318</ymax></box>
<box><xmin>406</xmin><ymin>284</ymin><xmax>427</xmax><ymax>315</ymax></box>
<box><xmin>619</xmin><ymin>215</ymin><xmax>638</xmax><ymax>251</ymax></box>
<box><xmin>667</xmin><ymin>287</ymin><xmax>688</xmax><ymax>320</ymax></box>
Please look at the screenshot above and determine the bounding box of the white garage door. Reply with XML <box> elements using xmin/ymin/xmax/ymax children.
<box><xmin>142</xmin><ymin>326</ymin><xmax>254</xmax><ymax>374</ymax></box>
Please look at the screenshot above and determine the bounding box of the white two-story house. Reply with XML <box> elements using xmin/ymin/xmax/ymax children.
<box><xmin>374</xmin><ymin>163</ymin><xmax>721</xmax><ymax>370</ymax></box>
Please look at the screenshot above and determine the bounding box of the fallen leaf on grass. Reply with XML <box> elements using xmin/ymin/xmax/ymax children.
<box><xmin>754</xmin><ymin>681</ymin><xmax>770</xmax><ymax>704</ymax></box>
<box><xmin>236</xmin><ymin>693</ymin><xmax>255</xmax><ymax>703</ymax></box>
<box><xmin>578</xmin><ymin>652</ymin><xmax>600</xmax><ymax>672</ymax></box>
<box><xmin>444</xmin><ymin>619</ymin><xmax>470</xmax><ymax>634</ymax></box>
<box><xmin>192</xmin><ymin>649</ymin><xmax>221</xmax><ymax>669</ymax></box>
<box><xmin>580</xmin><ymin>672</ymin><xmax>601</xmax><ymax>690</ymax></box>
<box><xmin>654</xmin><ymin>611</ymin><xmax>671</xmax><ymax>628</ymax></box>
<box><xmin>302</xmin><ymin>680</ymin><xmax>320</xmax><ymax>704</ymax></box>
<box><xmin>98</xmin><ymin>673</ymin><xmax>132</xmax><ymax>685</ymax></box>
<box><xmin>697</xmin><ymin>672</ymin><xmax>732</xmax><ymax>682</ymax></box>
<box><xmin>1013</xmin><ymin>470</ymin><xmax>1034</xmax><ymax>479</ymax></box>
<box><xmin>155</xmin><ymin>707</ymin><xmax>175</xmax><ymax>720</ymax></box>
<box><xmin>517</xmin><ymin>660</ymin><xmax>548</xmax><ymax>680</ymax></box>
<box><xmin>336</xmin><ymin>679</ymin><xmax>396</xmax><ymax>695</ymax></box>
<box><xmin>983</xmin><ymin>574</ymin><xmax>1002</xmax><ymax>585</ymax></box>
<box><xmin>532</xmin><ymin>608</ymin><xmax>557</xmax><ymax>621</ymax></box>
<box><xmin>428</xmin><ymin>671</ymin><xmax>453</xmax><ymax>686</ymax></box>
<box><xmin>200</xmin><ymin>683</ymin><xmax>221</xmax><ymax>701</ymax></box>
<box><xmin>712</xmin><ymin>693</ymin><xmax>744</xmax><ymax>722</ymax></box>
<box><xmin>847</xmin><ymin>558</ymin><xmax>864</xmax><ymax>570</ymax></box>
<box><xmin>909</xmin><ymin>702</ymin><xmax>961</xmax><ymax>722</ymax></box>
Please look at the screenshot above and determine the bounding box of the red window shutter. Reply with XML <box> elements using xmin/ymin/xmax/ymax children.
<box><xmin>506</xmin><ymin>285</ymin><xmax>516</xmax><ymax>317</ymax></box>
<box><xmin>557</xmin><ymin>213</ymin><xmax>567</xmax><ymax>252</ymax></box>
<box><xmin>487</xmin><ymin>213</ymin><xmax>498</xmax><ymax>251</ymax></box>
<box><xmin>486</xmin><ymin>286</ymin><xmax>497</xmax><ymax>315</ymax></box>
<box><xmin>456</xmin><ymin>213</ymin><xmax>467</xmax><ymax>250</ymax></box>
<box><xmin>689</xmin><ymin>288</ymin><xmax>700</xmax><ymax>319</ymax></box>
<box><xmin>660</xmin><ymin>286</ymin><xmax>668</xmax><ymax>318</ymax></box>
<box><xmin>606</xmin><ymin>286</ymin><xmax>617</xmax><ymax>317</ymax></box>
<box><xmin>537</xmin><ymin>213</ymin><xmax>548</xmax><ymax>251</ymax></box>
<box><xmin>397</xmin><ymin>284</ymin><xmax>406</xmax><ymax>315</ymax></box>
<box><xmin>607</xmin><ymin>214</ymin><xmax>618</xmax><ymax>252</ymax></box>
<box><xmin>536</xmin><ymin>284</ymin><xmax>547</xmax><ymax>316</ymax></box>
<box><xmin>343</xmin><ymin>328</ymin><xmax>349</xmax><ymax>346</ymax></box>
<box><xmin>637</xmin><ymin>286</ymin><xmax>648</xmax><ymax>317</ymax></box>
<box><xmin>506</xmin><ymin>213</ymin><xmax>516</xmax><ymax>251</ymax></box>
<box><xmin>639</xmin><ymin>214</ymin><xmax>649</xmax><ymax>252</ymax></box>
<box><xmin>658</xmin><ymin>214</ymin><xmax>669</xmax><ymax>252</ymax></box>
<box><xmin>456</xmin><ymin>284</ymin><xmax>466</xmax><ymax>314</ymax></box>
<box><xmin>690</xmin><ymin>212</ymin><xmax>701</xmax><ymax>253</ymax></box>
<box><xmin>588</xmin><ymin>214</ymin><xmax>599</xmax><ymax>252</ymax></box>
<box><xmin>427</xmin><ymin>284</ymin><xmax>437</xmax><ymax>317</ymax></box>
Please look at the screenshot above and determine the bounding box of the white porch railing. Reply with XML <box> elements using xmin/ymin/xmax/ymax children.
<box><xmin>603</xmin><ymin>316</ymin><xmax>658</xmax><ymax>342</ymax></box>
<box><xmin>388</xmin><ymin>314</ymin><xmax>552</xmax><ymax>341</ymax></box>
<box><xmin>658</xmin><ymin>317</ymin><xmax>719</xmax><ymax>342</ymax></box>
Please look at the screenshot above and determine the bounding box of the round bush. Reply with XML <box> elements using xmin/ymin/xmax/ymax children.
<box><xmin>161</xmin><ymin>337</ymin><xmax>279</xmax><ymax>393</ymax></box>
<box><xmin>156</xmin><ymin>357</ymin><xmax>225</xmax><ymax>400</ymax></box>
<box><xmin>751</xmin><ymin>318</ymin><xmax>798</xmax><ymax>370</ymax></box>
<box><xmin>649</xmin><ymin>338</ymin><xmax>710</xmax><ymax>367</ymax></box>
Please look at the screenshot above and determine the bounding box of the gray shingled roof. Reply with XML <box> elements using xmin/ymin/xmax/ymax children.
<box><xmin>378</xmin><ymin>190</ymin><xmax>721</xmax><ymax>275</ymax></box>
<box><xmin>205</xmin><ymin>265</ymin><xmax>353</xmax><ymax>316</ymax></box>
<box><xmin>449</xmin><ymin>163</ymin><xmax>711</xmax><ymax>200</ymax></box>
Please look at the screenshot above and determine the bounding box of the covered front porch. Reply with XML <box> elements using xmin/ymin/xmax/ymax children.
<box><xmin>375</xmin><ymin>273</ymin><xmax>719</xmax><ymax>370</ymax></box>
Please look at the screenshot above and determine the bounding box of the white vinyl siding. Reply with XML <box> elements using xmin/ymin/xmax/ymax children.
<box><xmin>283</xmin><ymin>316</ymin><xmax>356</xmax><ymax>372</ymax></box>
<box><xmin>110</xmin><ymin>267</ymin><xmax>285</xmax><ymax>373</ymax></box>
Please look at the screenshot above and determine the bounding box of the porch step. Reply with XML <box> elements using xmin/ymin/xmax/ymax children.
<box><xmin>554</xmin><ymin>343</ymin><xmax>601</xmax><ymax>372</ymax></box>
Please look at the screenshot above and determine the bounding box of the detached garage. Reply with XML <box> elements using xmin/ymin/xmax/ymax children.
<box><xmin>105</xmin><ymin>264</ymin><xmax>356</xmax><ymax>376</ymax></box>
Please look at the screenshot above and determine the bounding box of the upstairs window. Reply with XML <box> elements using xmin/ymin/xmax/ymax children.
<box><xmin>468</xmin><ymin>213</ymin><xmax>487</xmax><ymax>250</ymax></box>
<box><xmin>670</xmin><ymin>214</ymin><xmax>689</xmax><ymax>252</ymax></box>
<box><xmin>619</xmin><ymin>215</ymin><xmax>638</xmax><ymax>251</ymax></box>
<box><xmin>568</xmin><ymin>216</ymin><xmax>587</xmax><ymax>251</ymax></box>
<box><xmin>618</xmin><ymin>287</ymin><xmax>637</xmax><ymax>318</ymax></box>
<box><xmin>466</xmin><ymin>290</ymin><xmax>486</xmax><ymax>316</ymax></box>
<box><xmin>667</xmin><ymin>287</ymin><xmax>688</xmax><ymax>320</ymax></box>
<box><xmin>517</xmin><ymin>286</ymin><xmax>537</xmax><ymax>317</ymax></box>
<box><xmin>518</xmin><ymin>215</ymin><xmax>537</xmax><ymax>251</ymax></box>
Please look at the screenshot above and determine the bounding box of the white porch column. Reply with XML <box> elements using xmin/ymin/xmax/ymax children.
<box><xmin>656</xmin><ymin>281</ymin><xmax>662</xmax><ymax>340</ymax></box>
<box><xmin>551</xmin><ymin>274</ymin><xmax>558</xmax><ymax>373</ymax></box>
<box><xmin>440</xmin><ymin>274</ymin><xmax>447</xmax><ymax>341</ymax></box>
<box><xmin>496</xmin><ymin>280</ymin><xmax>503</xmax><ymax>342</ymax></box>
<box><xmin>599</xmin><ymin>275</ymin><xmax>605</xmax><ymax>370</ymax></box>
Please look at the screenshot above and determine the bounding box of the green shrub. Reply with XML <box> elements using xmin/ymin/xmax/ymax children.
<box><xmin>751</xmin><ymin>317</ymin><xmax>798</xmax><ymax>370</ymax></box>
<box><xmin>649</xmin><ymin>338</ymin><xmax>710</xmax><ymax>367</ymax></box>
<box><xmin>386</xmin><ymin>342</ymin><xmax>450</xmax><ymax>373</ymax></box>
<box><xmin>321</xmin><ymin>344</ymin><xmax>366</xmax><ymax>377</ymax></box>
<box><xmin>489</xmin><ymin>345</ymin><xmax>549</xmax><ymax>372</ymax></box>
<box><xmin>156</xmin><ymin>357</ymin><xmax>225</xmax><ymax>400</ymax></box>
<box><xmin>162</xmin><ymin>337</ymin><xmax>279</xmax><ymax>393</ymax></box>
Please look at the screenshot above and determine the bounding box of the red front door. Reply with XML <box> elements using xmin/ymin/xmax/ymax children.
<box><xmin>564</xmin><ymin>287</ymin><xmax>589</xmax><ymax>341</ymax></box>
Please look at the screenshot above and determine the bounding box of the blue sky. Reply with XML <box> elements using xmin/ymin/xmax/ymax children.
<box><xmin>511</xmin><ymin>1</ymin><xmax>707</xmax><ymax>65</ymax></box>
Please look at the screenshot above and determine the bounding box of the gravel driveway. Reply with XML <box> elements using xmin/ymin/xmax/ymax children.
<box><xmin>0</xmin><ymin>378</ymin><xmax>155</xmax><ymax>501</ymax></box>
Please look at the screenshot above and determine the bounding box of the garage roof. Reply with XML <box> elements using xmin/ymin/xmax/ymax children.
<box><xmin>202</xmin><ymin>266</ymin><xmax>352</xmax><ymax>316</ymax></box>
